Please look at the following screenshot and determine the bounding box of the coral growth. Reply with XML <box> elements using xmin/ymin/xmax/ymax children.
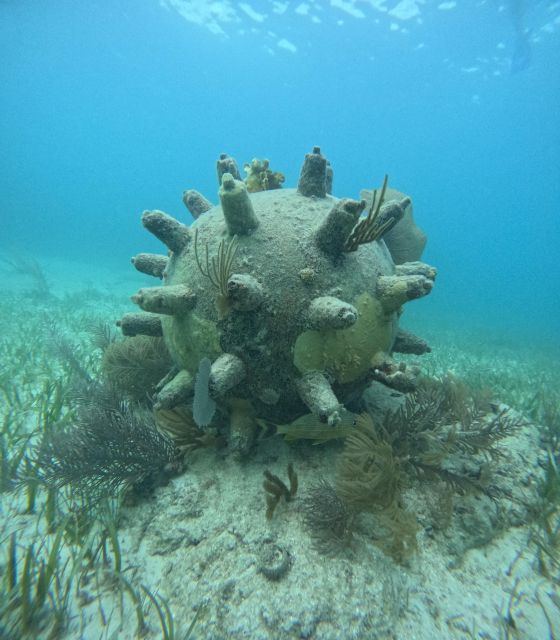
<box><xmin>123</xmin><ymin>147</ymin><xmax>436</xmax><ymax>448</ymax></box>
<box><xmin>263</xmin><ymin>462</ymin><xmax>298</xmax><ymax>519</ymax></box>
<box><xmin>155</xmin><ymin>404</ymin><xmax>223</xmax><ymax>453</ymax></box>
<box><xmin>336</xmin><ymin>413</ymin><xmax>400</xmax><ymax>512</ymax></box>
<box><xmin>30</xmin><ymin>383</ymin><xmax>182</xmax><ymax>500</ymax></box>
<box><xmin>102</xmin><ymin>336</ymin><xmax>172</xmax><ymax>403</ymax></box>
<box><xmin>344</xmin><ymin>175</ymin><xmax>408</xmax><ymax>252</ymax></box>
<box><xmin>194</xmin><ymin>229</ymin><xmax>239</xmax><ymax>317</ymax></box>
<box><xmin>382</xmin><ymin>379</ymin><xmax>523</xmax><ymax>488</ymax></box>
<box><xmin>295</xmin><ymin>375</ymin><xmax>526</xmax><ymax>562</ymax></box>
<box><xmin>300</xmin><ymin>478</ymin><xmax>355</xmax><ymax>553</ymax></box>
<box><xmin>243</xmin><ymin>158</ymin><xmax>285</xmax><ymax>192</ymax></box>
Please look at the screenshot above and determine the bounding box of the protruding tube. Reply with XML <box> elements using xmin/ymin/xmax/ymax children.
<box><xmin>226</xmin><ymin>273</ymin><xmax>264</xmax><ymax>311</ymax></box>
<box><xmin>392</xmin><ymin>329</ymin><xmax>431</xmax><ymax>355</ymax></box>
<box><xmin>377</xmin><ymin>274</ymin><xmax>433</xmax><ymax>313</ymax></box>
<box><xmin>297</xmin><ymin>146</ymin><xmax>327</xmax><ymax>198</ymax></box>
<box><xmin>155</xmin><ymin>369</ymin><xmax>194</xmax><ymax>410</ymax></box>
<box><xmin>142</xmin><ymin>210</ymin><xmax>191</xmax><ymax>254</ymax></box>
<box><xmin>295</xmin><ymin>371</ymin><xmax>342</xmax><ymax>426</ymax></box>
<box><xmin>182</xmin><ymin>190</ymin><xmax>213</xmax><ymax>219</ymax></box>
<box><xmin>326</xmin><ymin>161</ymin><xmax>333</xmax><ymax>194</ymax></box>
<box><xmin>375</xmin><ymin>198</ymin><xmax>410</xmax><ymax>238</ymax></box>
<box><xmin>131</xmin><ymin>253</ymin><xmax>168</xmax><ymax>279</ymax></box>
<box><xmin>396</xmin><ymin>261</ymin><xmax>437</xmax><ymax>281</ymax></box>
<box><xmin>209</xmin><ymin>353</ymin><xmax>246</xmax><ymax>397</ymax></box>
<box><xmin>370</xmin><ymin>359</ymin><xmax>420</xmax><ymax>393</ymax></box>
<box><xmin>117</xmin><ymin>313</ymin><xmax>163</xmax><ymax>337</ymax></box>
<box><xmin>344</xmin><ymin>193</ymin><xmax>410</xmax><ymax>252</ymax></box>
<box><xmin>307</xmin><ymin>296</ymin><xmax>358</xmax><ymax>330</ymax></box>
<box><xmin>219</xmin><ymin>173</ymin><xmax>259</xmax><ymax>236</ymax></box>
<box><xmin>229</xmin><ymin>398</ymin><xmax>257</xmax><ymax>459</ymax></box>
<box><xmin>217</xmin><ymin>153</ymin><xmax>241</xmax><ymax>183</ymax></box>
<box><xmin>315</xmin><ymin>199</ymin><xmax>365</xmax><ymax>257</ymax></box>
<box><xmin>382</xmin><ymin>200</ymin><xmax>427</xmax><ymax>264</ymax></box>
<box><xmin>131</xmin><ymin>284</ymin><xmax>196</xmax><ymax>315</ymax></box>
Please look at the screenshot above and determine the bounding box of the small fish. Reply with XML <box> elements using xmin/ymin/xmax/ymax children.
<box><xmin>257</xmin><ymin>410</ymin><xmax>358</xmax><ymax>444</ymax></box>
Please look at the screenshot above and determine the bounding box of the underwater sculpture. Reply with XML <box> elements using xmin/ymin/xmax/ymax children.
<box><xmin>120</xmin><ymin>147</ymin><xmax>436</xmax><ymax>454</ymax></box>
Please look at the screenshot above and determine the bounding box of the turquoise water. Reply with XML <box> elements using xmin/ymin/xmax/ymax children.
<box><xmin>1</xmin><ymin>0</ymin><xmax>559</xmax><ymax>341</ymax></box>
<box><xmin>1</xmin><ymin>5</ymin><xmax>560</xmax><ymax>638</ymax></box>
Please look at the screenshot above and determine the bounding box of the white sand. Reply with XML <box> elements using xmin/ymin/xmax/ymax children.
<box><xmin>1</xmin><ymin>256</ymin><xmax>558</xmax><ymax>639</ymax></box>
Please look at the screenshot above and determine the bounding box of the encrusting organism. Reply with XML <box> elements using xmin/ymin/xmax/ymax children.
<box><xmin>243</xmin><ymin>158</ymin><xmax>285</xmax><ymax>193</ymax></box>
<box><xmin>120</xmin><ymin>146</ymin><xmax>436</xmax><ymax>452</ymax></box>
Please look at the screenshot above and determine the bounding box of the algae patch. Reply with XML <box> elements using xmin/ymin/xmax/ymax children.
<box><xmin>293</xmin><ymin>292</ymin><xmax>393</xmax><ymax>384</ymax></box>
<box><xmin>163</xmin><ymin>312</ymin><xmax>221</xmax><ymax>375</ymax></box>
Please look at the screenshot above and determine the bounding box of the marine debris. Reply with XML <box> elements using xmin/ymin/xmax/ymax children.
<box><xmin>123</xmin><ymin>147</ymin><xmax>436</xmax><ymax>452</ymax></box>
<box><xmin>256</xmin><ymin>542</ymin><xmax>292</xmax><ymax>581</ymax></box>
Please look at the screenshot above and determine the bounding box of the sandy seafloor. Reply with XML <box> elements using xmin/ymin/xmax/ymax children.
<box><xmin>0</xmin><ymin>256</ymin><xmax>559</xmax><ymax>640</ymax></box>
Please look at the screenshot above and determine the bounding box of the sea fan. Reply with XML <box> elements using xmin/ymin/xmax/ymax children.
<box><xmin>30</xmin><ymin>383</ymin><xmax>182</xmax><ymax>500</ymax></box>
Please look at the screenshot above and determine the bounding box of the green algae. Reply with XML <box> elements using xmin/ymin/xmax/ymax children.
<box><xmin>293</xmin><ymin>292</ymin><xmax>394</xmax><ymax>384</ymax></box>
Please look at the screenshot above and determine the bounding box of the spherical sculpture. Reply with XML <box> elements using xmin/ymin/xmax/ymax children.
<box><xmin>121</xmin><ymin>147</ymin><xmax>436</xmax><ymax>454</ymax></box>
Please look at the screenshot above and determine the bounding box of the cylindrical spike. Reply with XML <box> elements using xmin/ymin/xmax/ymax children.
<box><xmin>371</xmin><ymin>359</ymin><xmax>420</xmax><ymax>392</ymax></box>
<box><xmin>117</xmin><ymin>313</ymin><xmax>163</xmax><ymax>337</ymax></box>
<box><xmin>315</xmin><ymin>199</ymin><xmax>365</xmax><ymax>257</ymax></box>
<box><xmin>209</xmin><ymin>353</ymin><xmax>246</xmax><ymax>397</ymax></box>
<box><xmin>377</xmin><ymin>274</ymin><xmax>433</xmax><ymax>312</ymax></box>
<box><xmin>307</xmin><ymin>296</ymin><xmax>358</xmax><ymax>330</ymax></box>
<box><xmin>131</xmin><ymin>285</ymin><xmax>196</xmax><ymax>315</ymax></box>
<box><xmin>326</xmin><ymin>161</ymin><xmax>333</xmax><ymax>194</ymax></box>
<box><xmin>226</xmin><ymin>273</ymin><xmax>264</xmax><ymax>311</ymax></box>
<box><xmin>219</xmin><ymin>173</ymin><xmax>259</xmax><ymax>236</ymax></box>
<box><xmin>295</xmin><ymin>371</ymin><xmax>342</xmax><ymax>426</ymax></box>
<box><xmin>229</xmin><ymin>398</ymin><xmax>257</xmax><ymax>459</ymax></box>
<box><xmin>182</xmin><ymin>190</ymin><xmax>213</xmax><ymax>219</ymax></box>
<box><xmin>297</xmin><ymin>146</ymin><xmax>327</xmax><ymax>198</ymax></box>
<box><xmin>395</xmin><ymin>261</ymin><xmax>437</xmax><ymax>281</ymax></box>
<box><xmin>376</xmin><ymin>198</ymin><xmax>410</xmax><ymax>238</ymax></box>
<box><xmin>154</xmin><ymin>369</ymin><xmax>194</xmax><ymax>410</ymax></box>
<box><xmin>141</xmin><ymin>210</ymin><xmax>191</xmax><ymax>254</ymax></box>
<box><xmin>392</xmin><ymin>329</ymin><xmax>431</xmax><ymax>355</ymax></box>
<box><xmin>217</xmin><ymin>153</ymin><xmax>241</xmax><ymax>183</ymax></box>
<box><xmin>131</xmin><ymin>253</ymin><xmax>168</xmax><ymax>279</ymax></box>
